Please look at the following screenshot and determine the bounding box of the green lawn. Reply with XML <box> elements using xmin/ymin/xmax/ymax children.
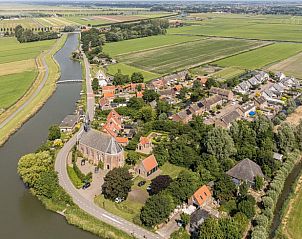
<box><xmin>117</xmin><ymin>38</ymin><xmax>265</xmax><ymax>74</ymax></box>
<box><xmin>0</xmin><ymin>37</ymin><xmax>55</xmax><ymax>64</ymax></box>
<box><xmin>160</xmin><ymin>162</ymin><xmax>188</xmax><ymax>179</ymax></box>
<box><xmin>94</xmin><ymin>194</ymin><xmax>143</xmax><ymax>223</ymax></box>
<box><xmin>0</xmin><ymin>70</ymin><xmax>37</xmax><ymax>109</ymax></box>
<box><xmin>215</xmin><ymin>43</ymin><xmax>302</xmax><ymax>70</ymax></box>
<box><xmin>107</xmin><ymin>63</ymin><xmax>160</xmax><ymax>82</ymax></box>
<box><xmin>103</xmin><ymin>34</ymin><xmax>203</xmax><ymax>57</ymax></box>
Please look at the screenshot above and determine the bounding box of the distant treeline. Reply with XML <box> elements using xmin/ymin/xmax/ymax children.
<box><xmin>105</xmin><ymin>19</ymin><xmax>169</xmax><ymax>42</ymax></box>
<box><xmin>15</xmin><ymin>25</ymin><xmax>59</xmax><ymax>43</ymax></box>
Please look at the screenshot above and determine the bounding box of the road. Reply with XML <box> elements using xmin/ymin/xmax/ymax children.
<box><xmin>82</xmin><ymin>52</ymin><xmax>95</xmax><ymax>121</ymax></box>
<box><xmin>55</xmin><ymin>132</ymin><xmax>162</xmax><ymax>239</ymax></box>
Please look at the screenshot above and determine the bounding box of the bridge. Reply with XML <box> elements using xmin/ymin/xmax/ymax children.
<box><xmin>57</xmin><ymin>79</ymin><xmax>83</xmax><ymax>84</ymax></box>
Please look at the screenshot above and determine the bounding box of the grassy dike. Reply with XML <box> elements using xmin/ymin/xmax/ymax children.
<box><xmin>0</xmin><ymin>35</ymin><xmax>67</xmax><ymax>146</ymax></box>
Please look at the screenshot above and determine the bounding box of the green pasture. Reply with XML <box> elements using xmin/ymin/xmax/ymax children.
<box><xmin>117</xmin><ymin>38</ymin><xmax>265</xmax><ymax>74</ymax></box>
<box><xmin>215</xmin><ymin>43</ymin><xmax>302</xmax><ymax>69</ymax></box>
<box><xmin>103</xmin><ymin>34</ymin><xmax>202</xmax><ymax>56</ymax></box>
<box><xmin>0</xmin><ymin>70</ymin><xmax>37</xmax><ymax>109</ymax></box>
<box><xmin>107</xmin><ymin>63</ymin><xmax>160</xmax><ymax>82</ymax></box>
<box><xmin>212</xmin><ymin>67</ymin><xmax>246</xmax><ymax>80</ymax></box>
<box><xmin>0</xmin><ymin>37</ymin><xmax>55</xmax><ymax>64</ymax></box>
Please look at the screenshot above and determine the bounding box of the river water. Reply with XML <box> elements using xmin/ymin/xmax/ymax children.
<box><xmin>0</xmin><ymin>33</ymin><xmax>98</xmax><ymax>239</ymax></box>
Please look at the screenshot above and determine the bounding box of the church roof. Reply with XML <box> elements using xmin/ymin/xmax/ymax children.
<box><xmin>79</xmin><ymin>129</ymin><xmax>123</xmax><ymax>155</ymax></box>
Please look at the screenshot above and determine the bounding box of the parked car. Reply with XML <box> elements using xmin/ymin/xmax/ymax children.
<box><xmin>82</xmin><ymin>182</ymin><xmax>91</xmax><ymax>189</ymax></box>
<box><xmin>147</xmin><ymin>185</ymin><xmax>152</xmax><ymax>191</ymax></box>
<box><xmin>138</xmin><ymin>181</ymin><xmax>146</xmax><ymax>187</ymax></box>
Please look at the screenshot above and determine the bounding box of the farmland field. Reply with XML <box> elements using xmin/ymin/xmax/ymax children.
<box><xmin>103</xmin><ymin>34</ymin><xmax>203</xmax><ymax>56</ymax></box>
<box><xmin>107</xmin><ymin>63</ymin><xmax>160</xmax><ymax>82</ymax></box>
<box><xmin>116</xmin><ymin>38</ymin><xmax>266</xmax><ymax>74</ymax></box>
<box><xmin>211</xmin><ymin>67</ymin><xmax>246</xmax><ymax>80</ymax></box>
<box><xmin>168</xmin><ymin>14</ymin><xmax>302</xmax><ymax>42</ymax></box>
<box><xmin>268</xmin><ymin>52</ymin><xmax>302</xmax><ymax>79</ymax></box>
<box><xmin>0</xmin><ymin>70</ymin><xmax>36</xmax><ymax>109</ymax></box>
<box><xmin>0</xmin><ymin>37</ymin><xmax>55</xmax><ymax>64</ymax></box>
<box><xmin>215</xmin><ymin>43</ymin><xmax>302</xmax><ymax>70</ymax></box>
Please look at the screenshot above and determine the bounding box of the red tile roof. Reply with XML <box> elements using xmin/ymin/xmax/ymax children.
<box><xmin>116</xmin><ymin>137</ymin><xmax>129</xmax><ymax>144</ymax></box>
<box><xmin>102</xmin><ymin>85</ymin><xmax>116</xmax><ymax>92</ymax></box>
<box><xmin>103</xmin><ymin>92</ymin><xmax>115</xmax><ymax>99</ymax></box>
<box><xmin>139</xmin><ymin>136</ymin><xmax>150</xmax><ymax>145</ymax></box>
<box><xmin>136</xmin><ymin>91</ymin><xmax>144</xmax><ymax>98</ymax></box>
<box><xmin>193</xmin><ymin>185</ymin><xmax>211</xmax><ymax>207</ymax></box>
<box><xmin>142</xmin><ymin>155</ymin><xmax>158</xmax><ymax>172</ymax></box>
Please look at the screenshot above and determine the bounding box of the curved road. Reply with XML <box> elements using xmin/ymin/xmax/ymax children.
<box><xmin>0</xmin><ymin>38</ymin><xmax>61</xmax><ymax>129</ymax></box>
<box><xmin>55</xmin><ymin>133</ymin><xmax>162</xmax><ymax>239</ymax></box>
<box><xmin>55</xmin><ymin>50</ymin><xmax>163</xmax><ymax>239</ymax></box>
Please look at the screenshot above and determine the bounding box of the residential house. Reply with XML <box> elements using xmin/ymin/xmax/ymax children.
<box><xmin>99</xmin><ymin>97</ymin><xmax>112</xmax><ymax>111</ymax></box>
<box><xmin>234</xmin><ymin>81</ymin><xmax>252</xmax><ymax>94</ymax></box>
<box><xmin>136</xmin><ymin>136</ymin><xmax>153</xmax><ymax>154</ymax></box>
<box><xmin>189</xmin><ymin>101</ymin><xmax>204</xmax><ymax>116</ymax></box>
<box><xmin>190</xmin><ymin>209</ymin><xmax>210</xmax><ymax>235</ymax></box>
<box><xmin>172</xmin><ymin>108</ymin><xmax>193</xmax><ymax>124</ymax></box>
<box><xmin>226</xmin><ymin>159</ymin><xmax>264</xmax><ymax>186</ymax></box>
<box><xmin>78</xmin><ymin>129</ymin><xmax>125</xmax><ymax>170</ymax></box>
<box><xmin>248</xmin><ymin>76</ymin><xmax>260</xmax><ymax>87</ymax></box>
<box><xmin>215</xmin><ymin>110</ymin><xmax>241</xmax><ymax>129</ymax></box>
<box><xmin>255</xmin><ymin>71</ymin><xmax>269</xmax><ymax>83</ymax></box>
<box><xmin>115</xmin><ymin>137</ymin><xmax>129</xmax><ymax>147</ymax></box>
<box><xmin>102</xmin><ymin>85</ymin><xmax>115</xmax><ymax>95</ymax></box>
<box><xmin>135</xmin><ymin>154</ymin><xmax>159</xmax><ymax>178</ymax></box>
<box><xmin>269</xmin><ymin>83</ymin><xmax>284</xmax><ymax>96</ymax></box>
<box><xmin>254</xmin><ymin>96</ymin><xmax>267</xmax><ymax>109</ymax></box>
<box><xmin>210</xmin><ymin>87</ymin><xmax>234</xmax><ymax>101</ymax></box>
<box><xmin>195</xmin><ymin>76</ymin><xmax>208</xmax><ymax>86</ymax></box>
<box><xmin>59</xmin><ymin>114</ymin><xmax>80</xmax><ymax>132</ymax></box>
<box><xmin>150</xmin><ymin>79</ymin><xmax>164</xmax><ymax>90</ymax></box>
<box><xmin>273</xmin><ymin>152</ymin><xmax>284</xmax><ymax>162</ymax></box>
<box><xmin>103</xmin><ymin>109</ymin><xmax>122</xmax><ymax>137</ymax></box>
<box><xmin>280</xmin><ymin>77</ymin><xmax>300</xmax><ymax>89</ymax></box>
<box><xmin>189</xmin><ymin>185</ymin><xmax>212</xmax><ymax>208</ymax></box>
<box><xmin>237</xmin><ymin>101</ymin><xmax>256</xmax><ymax>117</ymax></box>
<box><xmin>202</xmin><ymin>95</ymin><xmax>223</xmax><ymax>111</ymax></box>
<box><xmin>275</xmin><ymin>72</ymin><xmax>286</xmax><ymax>81</ymax></box>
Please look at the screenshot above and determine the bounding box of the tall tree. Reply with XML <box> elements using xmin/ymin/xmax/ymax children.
<box><xmin>276</xmin><ymin>123</ymin><xmax>297</xmax><ymax>153</ymax></box>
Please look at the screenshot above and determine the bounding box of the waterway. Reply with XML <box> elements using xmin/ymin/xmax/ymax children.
<box><xmin>0</xmin><ymin>33</ymin><xmax>98</xmax><ymax>239</ymax></box>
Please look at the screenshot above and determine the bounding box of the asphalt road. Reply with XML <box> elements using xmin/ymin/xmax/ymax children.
<box><xmin>55</xmin><ymin>132</ymin><xmax>162</xmax><ymax>239</ymax></box>
<box><xmin>83</xmin><ymin>53</ymin><xmax>95</xmax><ymax>121</ymax></box>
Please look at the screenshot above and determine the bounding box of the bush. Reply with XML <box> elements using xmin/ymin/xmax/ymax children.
<box><xmin>262</xmin><ymin>196</ymin><xmax>274</xmax><ymax>210</ymax></box>
<box><xmin>254</xmin><ymin>214</ymin><xmax>268</xmax><ymax>228</ymax></box>
<box><xmin>67</xmin><ymin>166</ymin><xmax>83</xmax><ymax>189</ymax></box>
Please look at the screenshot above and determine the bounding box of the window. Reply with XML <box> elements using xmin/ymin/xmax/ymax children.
<box><xmin>107</xmin><ymin>165</ymin><xmax>110</xmax><ymax>170</ymax></box>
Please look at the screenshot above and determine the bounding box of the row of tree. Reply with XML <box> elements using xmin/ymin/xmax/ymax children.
<box><xmin>15</xmin><ymin>25</ymin><xmax>59</xmax><ymax>43</ymax></box>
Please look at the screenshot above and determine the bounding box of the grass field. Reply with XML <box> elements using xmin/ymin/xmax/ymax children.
<box><xmin>268</xmin><ymin>52</ymin><xmax>302</xmax><ymax>79</ymax></box>
<box><xmin>0</xmin><ymin>70</ymin><xmax>36</xmax><ymax>109</ymax></box>
<box><xmin>107</xmin><ymin>63</ymin><xmax>160</xmax><ymax>82</ymax></box>
<box><xmin>211</xmin><ymin>67</ymin><xmax>246</xmax><ymax>80</ymax></box>
<box><xmin>103</xmin><ymin>34</ymin><xmax>203</xmax><ymax>56</ymax></box>
<box><xmin>0</xmin><ymin>37</ymin><xmax>56</xmax><ymax>64</ymax></box>
<box><xmin>117</xmin><ymin>38</ymin><xmax>266</xmax><ymax>74</ymax></box>
<box><xmin>168</xmin><ymin>14</ymin><xmax>302</xmax><ymax>42</ymax></box>
<box><xmin>0</xmin><ymin>59</ymin><xmax>35</xmax><ymax>76</ymax></box>
<box><xmin>215</xmin><ymin>43</ymin><xmax>302</xmax><ymax>70</ymax></box>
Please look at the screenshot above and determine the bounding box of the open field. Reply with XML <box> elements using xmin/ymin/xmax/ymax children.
<box><xmin>0</xmin><ymin>37</ymin><xmax>56</xmax><ymax>64</ymax></box>
<box><xmin>107</xmin><ymin>63</ymin><xmax>160</xmax><ymax>82</ymax></box>
<box><xmin>215</xmin><ymin>43</ymin><xmax>302</xmax><ymax>70</ymax></box>
<box><xmin>0</xmin><ymin>35</ymin><xmax>67</xmax><ymax>146</ymax></box>
<box><xmin>0</xmin><ymin>59</ymin><xmax>35</xmax><ymax>76</ymax></box>
<box><xmin>211</xmin><ymin>67</ymin><xmax>246</xmax><ymax>80</ymax></box>
<box><xmin>103</xmin><ymin>34</ymin><xmax>203</xmax><ymax>56</ymax></box>
<box><xmin>0</xmin><ymin>18</ymin><xmax>39</xmax><ymax>29</ymax></box>
<box><xmin>117</xmin><ymin>38</ymin><xmax>266</xmax><ymax>74</ymax></box>
<box><xmin>268</xmin><ymin>52</ymin><xmax>302</xmax><ymax>79</ymax></box>
<box><xmin>0</xmin><ymin>70</ymin><xmax>36</xmax><ymax>109</ymax></box>
<box><xmin>168</xmin><ymin>14</ymin><xmax>302</xmax><ymax>42</ymax></box>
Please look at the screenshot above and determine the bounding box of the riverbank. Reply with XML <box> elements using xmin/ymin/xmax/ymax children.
<box><xmin>0</xmin><ymin>34</ymin><xmax>67</xmax><ymax>146</ymax></box>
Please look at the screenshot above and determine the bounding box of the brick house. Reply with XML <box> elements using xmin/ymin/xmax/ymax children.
<box><xmin>189</xmin><ymin>185</ymin><xmax>212</xmax><ymax>208</ymax></box>
<box><xmin>135</xmin><ymin>154</ymin><xmax>159</xmax><ymax>178</ymax></box>
<box><xmin>202</xmin><ymin>95</ymin><xmax>223</xmax><ymax>111</ymax></box>
<box><xmin>210</xmin><ymin>87</ymin><xmax>234</xmax><ymax>101</ymax></box>
<box><xmin>136</xmin><ymin>136</ymin><xmax>153</xmax><ymax>154</ymax></box>
<box><xmin>78</xmin><ymin>129</ymin><xmax>125</xmax><ymax>170</ymax></box>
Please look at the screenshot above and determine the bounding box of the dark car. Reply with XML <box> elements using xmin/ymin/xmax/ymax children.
<box><xmin>138</xmin><ymin>181</ymin><xmax>146</xmax><ymax>187</ymax></box>
<box><xmin>82</xmin><ymin>182</ymin><xmax>91</xmax><ymax>189</ymax></box>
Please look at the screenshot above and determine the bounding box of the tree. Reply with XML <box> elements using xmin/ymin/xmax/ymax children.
<box><xmin>126</xmin><ymin>151</ymin><xmax>140</xmax><ymax>165</ymax></box>
<box><xmin>153</xmin><ymin>142</ymin><xmax>170</xmax><ymax>166</ymax></box>
<box><xmin>219</xmin><ymin>218</ymin><xmax>242</xmax><ymax>239</ymax></box>
<box><xmin>214</xmin><ymin>175</ymin><xmax>237</xmax><ymax>202</ymax></box>
<box><xmin>149</xmin><ymin>175</ymin><xmax>173</xmax><ymax>195</ymax></box>
<box><xmin>140</xmin><ymin>192</ymin><xmax>175</xmax><ymax>227</ymax></box>
<box><xmin>276</xmin><ymin>123</ymin><xmax>297</xmax><ymax>153</ymax></box>
<box><xmin>206</xmin><ymin>127</ymin><xmax>236</xmax><ymax>161</ymax></box>
<box><xmin>156</xmin><ymin>100</ymin><xmax>171</xmax><ymax>115</ymax></box>
<box><xmin>238</xmin><ymin>197</ymin><xmax>256</xmax><ymax>219</ymax></box>
<box><xmin>205</xmin><ymin>78</ymin><xmax>219</xmax><ymax>89</ymax></box>
<box><xmin>18</xmin><ymin>151</ymin><xmax>53</xmax><ymax>187</ymax></box>
<box><xmin>131</xmin><ymin>72</ymin><xmax>144</xmax><ymax>83</ymax></box>
<box><xmin>295</xmin><ymin>119</ymin><xmax>302</xmax><ymax>150</ymax></box>
<box><xmin>254</xmin><ymin>175</ymin><xmax>264</xmax><ymax>191</ymax></box>
<box><xmin>92</xmin><ymin>78</ymin><xmax>99</xmax><ymax>92</ymax></box>
<box><xmin>239</xmin><ymin>182</ymin><xmax>249</xmax><ymax>197</ymax></box>
<box><xmin>127</xmin><ymin>97</ymin><xmax>145</xmax><ymax>110</ymax></box>
<box><xmin>48</xmin><ymin>125</ymin><xmax>61</xmax><ymax>141</ymax></box>
<box><xmin>102</xmin><ymin>167</ymin><xmax>133</xmax><ymax>200</ymax></box>
<box><xmin>143</xmin><ymin>89</ymin><xmax>159</xmax><ymax>102</ymax></box>
<box><xmin>171</xmin><ymin>228</ymin><xmax>190</xmax><ymax>239</ymax></box>
<box><xmin>199</xmin><ymin>218</ymin><xmax>223</xmax><ymax>239</ymax></box>
<box><xmin>139</xmin><ymin>106</ymin><xmax>156</xmax><ymax>122</ymax></box>
<box><xmin>180</xmin><ymin>213</ymin><xmax>190</xmax><ymax>226</ymax></box>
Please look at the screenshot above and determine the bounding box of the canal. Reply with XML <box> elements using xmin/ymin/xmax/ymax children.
<box><xmin>0</xmin><ymin>33</ymin><xmax>98</xmax><ymax>239</ymax></box>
